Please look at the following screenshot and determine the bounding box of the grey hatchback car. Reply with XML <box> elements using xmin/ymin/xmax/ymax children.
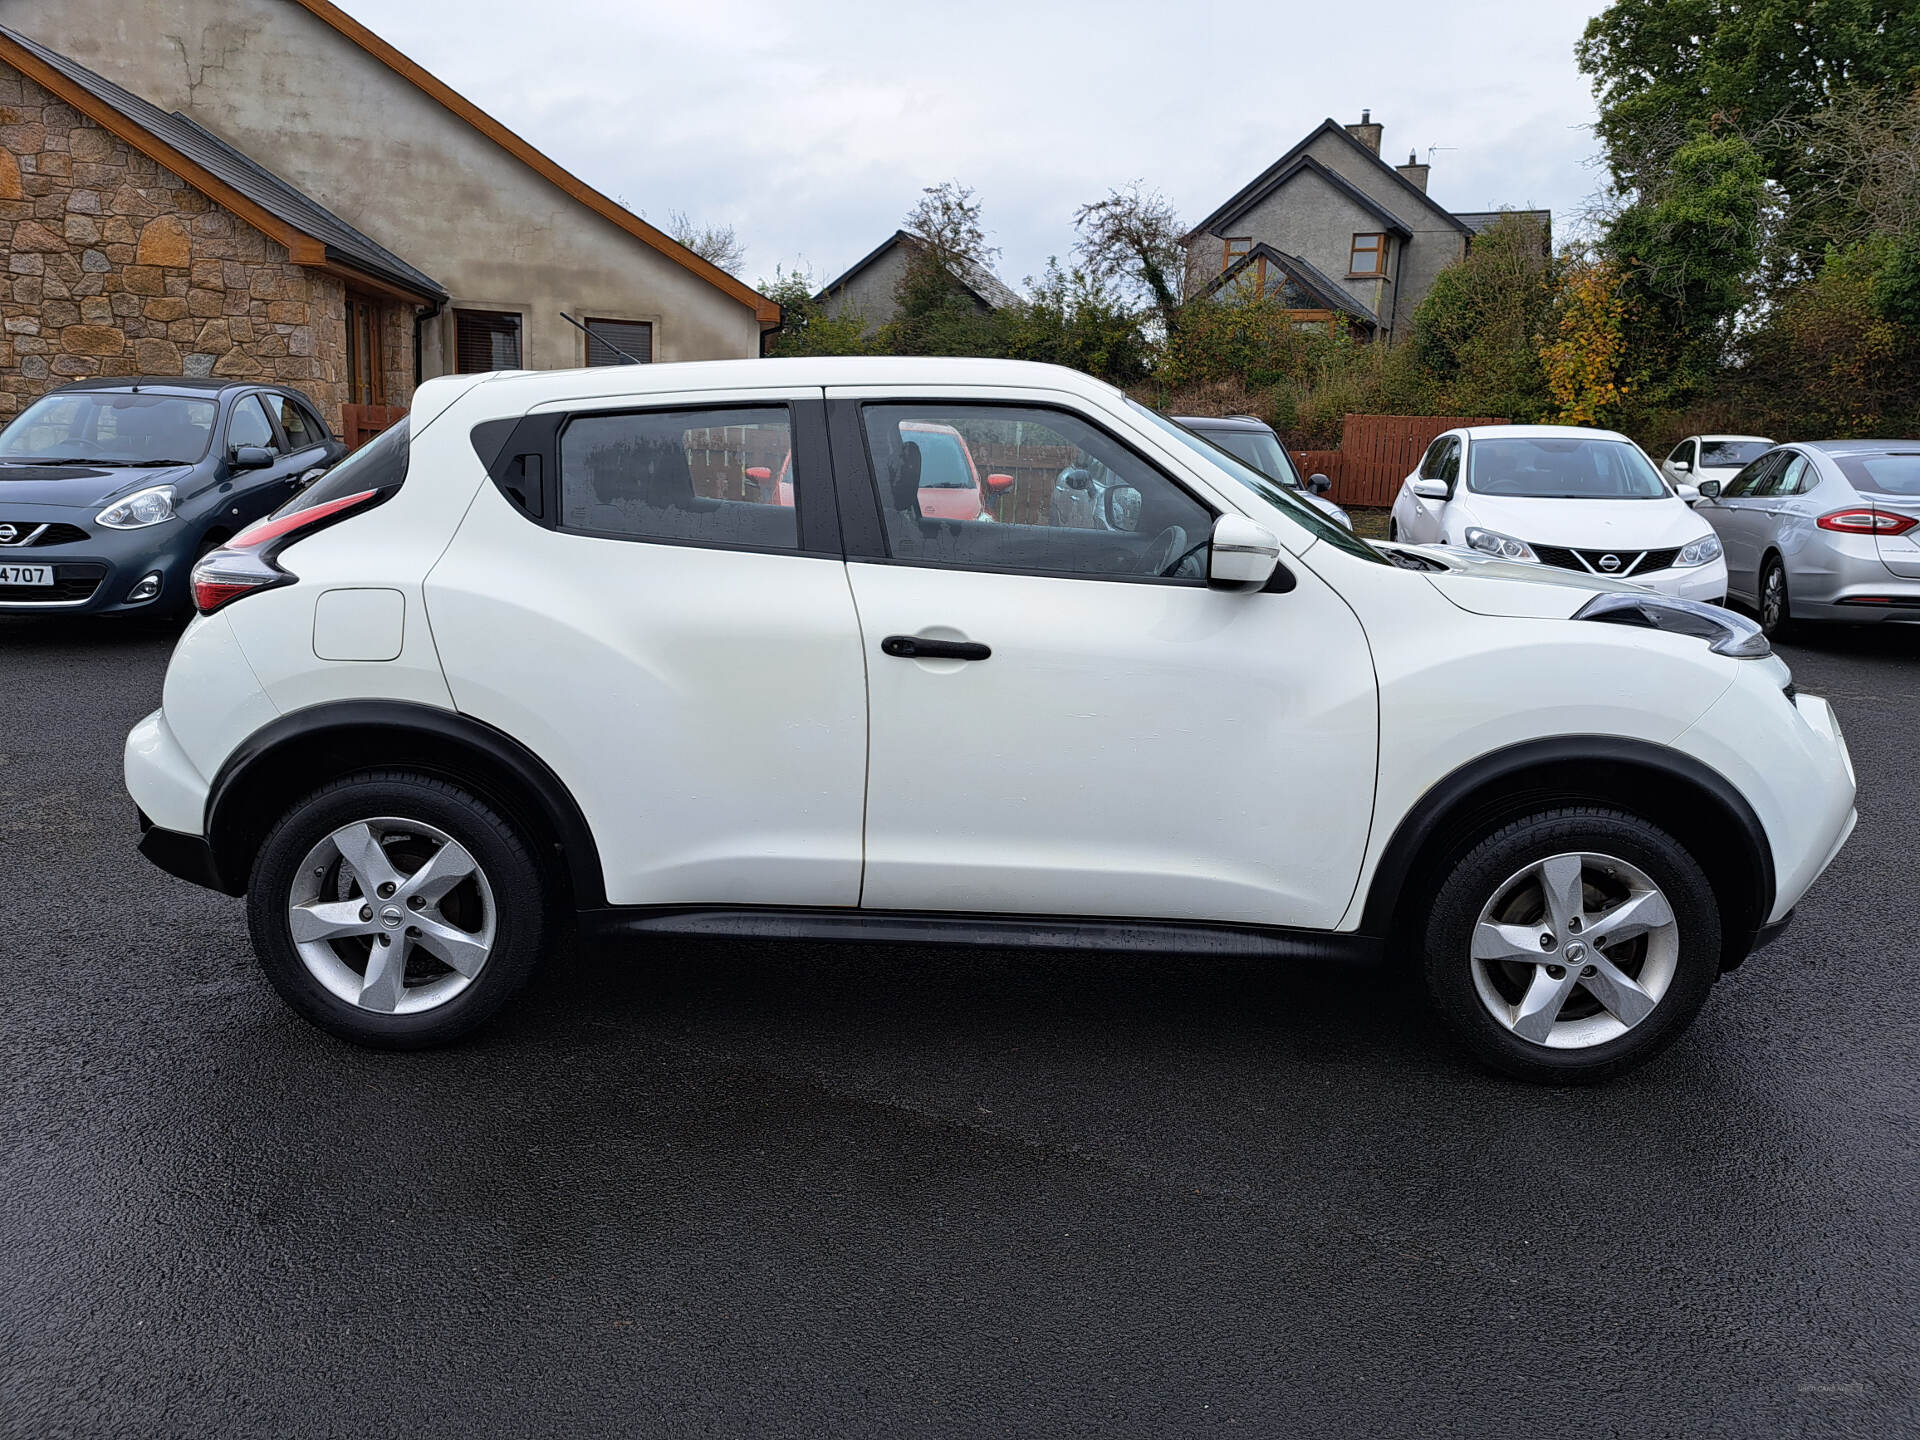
<box><xmin>0</xmin><ymin>377</ymin><xmax>344</xmax><ymax>616</ymax></box>
<box><xmin>1694</xmin><ymin>440</ymin><xmax>1920</xmax><ymax>634</ymax></box>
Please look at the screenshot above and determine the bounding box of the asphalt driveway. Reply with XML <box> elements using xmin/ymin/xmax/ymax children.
<box><xmin>2</xmin><ymin>613</ymin><xmax>1915</xmax><ymax>1438</ymax></box>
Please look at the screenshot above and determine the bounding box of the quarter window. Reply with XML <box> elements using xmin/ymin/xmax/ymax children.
<box><xmin>559</xmin><ymin>406</ymin><xmax>798</xmax><ymax>551</ymax></box>
<box><xmin>859</xmin><ymin>404</ymin><xmax>1213</xmax><ymax>581</ymax></box>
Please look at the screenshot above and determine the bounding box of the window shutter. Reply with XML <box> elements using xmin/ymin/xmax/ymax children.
<box><xmin>455</xmin><ymin>310</ymin><xmax>523</xmax><ymax>373</ymax></box>
<box><xmin>585</xmin><ymin>318</ymin><xmax>654</xmax><ymax>366</ymax></box>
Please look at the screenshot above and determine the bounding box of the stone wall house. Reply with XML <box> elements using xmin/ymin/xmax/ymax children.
<box><xmin>0</xmin><ymin>26</ymin><xmax>442</xmax><ymax>432</ymax></box>
<box><xmin>1183</xmin><ymin>112</ymin><xmax>1550</xmax><ymax>344</ymax></box>
<box><xmin>11</xmin><ymin>0</ymin><xmax>780</xmax><ymax>414</ymax></box>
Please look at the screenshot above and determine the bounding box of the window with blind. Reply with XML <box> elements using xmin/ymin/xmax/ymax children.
<box><xmin>455</xmin><ymin>309</ymin><xmax>523</xmax><ymax>374</ymax></box>
<box><xmin>585</xmin><ymin>318</ymin><xmax>654</xmax><ymax>367</ymax></box>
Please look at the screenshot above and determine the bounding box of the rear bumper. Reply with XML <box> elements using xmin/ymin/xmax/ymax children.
<box><xmin>136</xmin><ymin>813</ymin><xmax>234</xmax><ymax>893</ymax></box>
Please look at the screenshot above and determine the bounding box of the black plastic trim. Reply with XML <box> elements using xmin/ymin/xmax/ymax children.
<box><xmin>1359</xmin><ymin>734</ymin><xmax>1777</xmax><ymax>952</ymax></box>
<box><xmin>204</xmin><ymin>700</ymin><xmax>607</xmax><ymax>906</ymax></box>
<box><xmin>580</xmin><ymin>904</ymin><xmax>1385</xmax><ymax>962</ymax></box>
<box><xmin>137</xmin><ymin>824</ymin><xmax>231</xmax><ymax>893</ymax></box>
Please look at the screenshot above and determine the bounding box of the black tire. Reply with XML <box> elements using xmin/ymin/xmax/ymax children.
<box><xmin>1759</xmin><ymin>554</ymin><xmax>1795</xmax><ymax>640</ymax></box>
<box><xmin>1420</xmin><ymin>806</ymin><xmax>1722</xmax><ymax>1084</ymax></box>
<box><xmin>246</xmin><ymin>770</ymin><xmax>550</xmax><ymax>1048</ymax></box>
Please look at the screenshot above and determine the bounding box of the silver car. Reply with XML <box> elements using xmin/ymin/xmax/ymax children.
<box><xmin>1694</xmin><ymin>440</ymin><xmax>1920</xmax><ymax>635</ymax></box>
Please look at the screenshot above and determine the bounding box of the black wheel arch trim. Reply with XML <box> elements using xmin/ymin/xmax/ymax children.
<box><xmin>1359</xmin><ymin>734</ymin><xmax>1776</xmax><ymax>954</ymax></box>
<box><xmin>203</xmin><ymin>699</ymin><xmax>606</xmax><ymax>906</ymax></box>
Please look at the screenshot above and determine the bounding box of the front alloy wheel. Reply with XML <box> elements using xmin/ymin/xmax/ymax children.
<box><xmin>1422</xmin><ymin>807</ymin><xmax>1722</xmax><ymax>1083</ymax></box>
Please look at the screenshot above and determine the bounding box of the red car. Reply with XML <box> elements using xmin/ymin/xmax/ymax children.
<box><xmin>747</xmin><ymin>421</ymin><xmax>1010</xmax><ymax>519</ymax></box>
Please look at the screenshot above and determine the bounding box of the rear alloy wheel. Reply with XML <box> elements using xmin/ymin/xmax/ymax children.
<box><xmin>1759</xmin><ymin>556</ymin><xmax>1793</xmax><ymax>639</ymax></box>
<box><xmin>1422</xmin><ymin>808</ymin><xmax>1722</xmax><ymax>1083</ymax></box>
<box><xmin>247</xmin><ymin>772</ymin><xmax>548</xmax><ymax>1047</ymax></box>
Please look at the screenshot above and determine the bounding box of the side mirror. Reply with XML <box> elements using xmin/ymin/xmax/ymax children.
<box><xmin>229</xmin><ymin>445</ymin><xmax>274</xmax><ymax>470</ymax></box>
<box><xmin>1411</xmin><ymin>477</ymin><xmax>1450</xmax><ymax>500</ymax></box>
<box><xmin>1306</xmin><ymin>472</ymin><xmax>1332</xmax><ymax>496</ymax></box>
<box><xmin>1675</xmin><ymin>482</ymin><xmax>1700</xmax><ymax>504</ymax></box>
<box><xmin>1209</xmin><ymin>514</ymin><xmax>1281</xmax><ymax>589</ymax></box>
<box><xmin>1671</xmin><ymin>458</ymin><xmax>1692</xmax><ymax>474</ymax></box>
<box><xmin>1697</xmin><ymin>479</ymin><xmax>1722</xmax><ymax>500</ymax></box>
<box><xmin>744</xmin><ymin>466</ymin><xmax>772</xmax><ymax>483</ymax></box>
<box><xmin>985</xmin><ymin>472</ymin><xmax>1014</xmax><ymax>494</ymax></box>
<box><xmin>1103</xmin><ymin>484</ymin><xmax>1142</xmax><ymax>533</ymax></box>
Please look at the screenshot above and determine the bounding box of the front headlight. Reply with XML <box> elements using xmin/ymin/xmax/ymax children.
<box><xmin>95</xmin><ymin>484</ymin><xmax>177</xmax><ymax>529</ymax></box>
<box><xmin>1674</xmin><ymin>533</ymin><xmax>1723</xmax><ymax>567</ymax></box>
<box><xmin>1573</xmin><ymin>591</ymin><xmax>1770</xmax><ymax>658</ymax></box>
<box><xmin>1463</xmin><ymin>526</ymin><xmax>1538</xmax><ymax>562</ymax></box>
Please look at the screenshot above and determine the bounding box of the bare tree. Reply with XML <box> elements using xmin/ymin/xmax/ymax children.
<box><xmin>904</xmin><ymin>182</ymin><xmax>998</xmax><ymax>271</ymax></box>
<box><xmin>663</xmin><ymin>210</ymin><xmax>747</xmax><ymax>273</ymax></box>
<box><xmin>1073</xmin><ymin>182</ymin><xmax>1186</xmax><ymax>328</ymax></box>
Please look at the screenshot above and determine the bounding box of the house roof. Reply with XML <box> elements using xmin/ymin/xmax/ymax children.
<box><xmin>285</xmin><ymin>0</ymin><xmax>779</xmax><ymax>327</ymax></box>
<box><xmin>1200</xmin><ymin>242</ymin><xmax>1379</xmax><ymax>324</ymax></box>
<box><xmin>1187</xmin><ymin>118</ymin><xmax>1474</xmax><ymax>242</ymax></box>
<box><xmin>0</xmin><ymin>23</ymin><xmax>448</xmax><ymax>303</ymax></box>
<box><xmin>816</xmin><ymin>230</ymin><xmax>1023</xmax><ymax>311</ymax></box>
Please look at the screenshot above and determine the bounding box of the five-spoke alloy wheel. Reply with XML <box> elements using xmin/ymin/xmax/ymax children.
<box><xmin>1423</xmin><ymin>807</ymin><xmax>1722</xmax><ymax>1083</ymax></box>
<box><xmin>248</xmin><ymin>772</ymin><xmax>548</xmax><ymax>1048</ymax></box>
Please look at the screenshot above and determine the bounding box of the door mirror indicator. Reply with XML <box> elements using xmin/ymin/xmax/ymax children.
<box><xmin>985</xmin><ymin>472</ymin><xmax>1015</xmax><ymax>494</ymax></box>
<box><xmin>1411</xmin><ymin>478</ymin><xmax>1450</xmax><ymax>500</ymax></box>
<box><xmin>230</xmin><ymin>445</ymin><xmax>275</xmax><ymax>470</ymax></box>
<box><xmin>1306</xmin><ymin>473</ymin><xmax>1333</xmax><ymax>496</ymax></box>
<box><xmin>1208</xmin><ymin>514</ymin><xmax>1281</xmax><ymax>589</ymax></box>
<box><xmin>1697</xmin><ymin>480</ymin><xmax>1722</xmax><ymax>499</ymax></box>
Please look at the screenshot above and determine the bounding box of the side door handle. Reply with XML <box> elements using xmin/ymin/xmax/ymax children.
<box><xmin>881</xmin><ymin>635</ymin><xmax>991</xmax><ymax>661</ymax></box>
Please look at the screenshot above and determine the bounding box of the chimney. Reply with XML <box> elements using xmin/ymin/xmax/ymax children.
<box><xmin>1396</xmin><ymin>149</ymin><xmax>1430</xmax><ymax>193</ymax></box>
<box><xmin>1346</xmin><ymin>108</ymin><xmax>1382</xmax><ymax>156</ymax></box>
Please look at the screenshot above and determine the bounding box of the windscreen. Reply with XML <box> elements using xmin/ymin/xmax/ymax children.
<box><xmin>0</xmin><ymin>391</ymin><xmax>216</xmax><ymax>465</ymax></box>
<box><xmin>1203</xmin><ymin>428</ymin><xmax>1303</xmax><ymax>488</ymax></box>
<box><xmin>1468</xmin><ymin>436</ymin><xmax>1667</xmax><ymax>499</ymax></box>
<box><xmin>1699</xmin><ymin>440</ymin><xmax>1772</xmax><ymax>468</ymax></box>
<box><xmin>1832</xmin><ymin>451</ymin><xmax>1920</xmax><ymax>496</ymax></box>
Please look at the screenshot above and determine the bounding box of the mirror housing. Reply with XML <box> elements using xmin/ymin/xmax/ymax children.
<box><xmin>1306</xmin><ymin>472</ymin><xmax>1333</xmax><ymax>496</ymax></box>
<box><xmin>1209</xmin><ymin>514</ymin><xmax>1281</xmax><ymax>590</ymax></box>
<box><xmin>1675</xmin><ymin>481</ymin><xmax>1701</xmax><ymax>504</ymax></box>
<box><xmin>229</xmin><ymin>445</ymin><xmax>274</xmax><ymax>470</ymax></box>
<box><xmin>1411</xmin><ymin>477</ymin><xmax>1449</xmax><ymax>500</ymax></box>
<box><xmin>743</xmin><ymin>466</ymin><xmax>772</xmax><ymax>483</ymax></box>
<box><xmin>1103</xmin><ymin>484</ymin><xmax>1143</xmax><ymax>533</ymax></box>
<box><xmin>1671</xmin><ymin>458</ymin><xmax>1692</xmax><ymax>474</ymax></box>
<box><xmin>1697</xmin><ymin>479</ymin><xmax>1722</xmax><ymax>500</ymax></box>
<box><xmin>985</xmin><ymin>472</ymin><xmax>1014</xmax><ymax>494</ymax></box>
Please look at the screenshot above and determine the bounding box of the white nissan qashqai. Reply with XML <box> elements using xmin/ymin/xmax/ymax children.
<box><xmin>125</xmin><ymin>360</ymin><xmax>1857</xmax><ymax>1083</ymax></box>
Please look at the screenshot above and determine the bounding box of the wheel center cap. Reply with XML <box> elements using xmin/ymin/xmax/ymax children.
<box><xmin>380</xmin><ymin>906</ymin><xmax>404</xmax><ymax>928</ymax></box>
<box><xmin>1565</xmin><ymin>941</ymin><xmax>1587</xmax><ymax>962</ymax></box>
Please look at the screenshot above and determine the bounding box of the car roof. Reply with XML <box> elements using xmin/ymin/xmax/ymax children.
<box><xmin>1173</xmin><ymin>414</ymin><xmax>1274</xmax><ymax>434</ymax></box>
<box><xmin>1691</xmin><ymin>434</ymin><xmax>1773</xmax><ymax>443</ymax></box>
<box><xmin>42</xmin><ymin>375</ymin><xmax>273</xmax><ymax>398</ymax></box>
<box><xmin>1455</xmin><ymin>424</ymin><xmax>1637</xmax><ymax>443</ymax></box>
<box><xmin>1800</xmin><ymin>439</ymin><xmax>1920</xmax><ymax>456</ymax></box>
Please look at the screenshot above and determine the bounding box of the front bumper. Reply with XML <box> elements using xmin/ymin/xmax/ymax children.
<box><xmin>1633</xmin><ymin>557</ymin><xmax>1728</xmax><ymax>603</ymax></box>
<box><xmin>0</xmin><ymin>516</ymin><xmax>194</xmax><ymax>615</ymax></box>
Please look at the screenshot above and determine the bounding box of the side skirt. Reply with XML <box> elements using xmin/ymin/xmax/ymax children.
<box><xmin>577</xmin><ymin>905</ymin><xmax>1386</xmax><ymax>963</ymax></box>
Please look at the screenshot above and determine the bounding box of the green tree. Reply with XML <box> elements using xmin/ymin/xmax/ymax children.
<box><xmin>1411</xmin><ymin>212</ymin><xmax>1555</xmax><ymax>420</ymax></box>
<box><xmin>757</xmin><ymin>267</ymin><xmax>874</xmax><ymax>357</ymax></box>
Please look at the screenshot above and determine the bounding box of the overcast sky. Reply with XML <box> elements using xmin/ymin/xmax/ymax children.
<box><xmin>337</xmin><ymin>0</ymin><xmax>1607</xmax><ymax>292</ymax></box>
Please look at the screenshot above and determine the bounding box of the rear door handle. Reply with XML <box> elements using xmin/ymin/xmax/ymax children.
<box><xmin>881</xmin><ymin>634</ymin><xmax>991</xmax><ymax>661</ymax></box>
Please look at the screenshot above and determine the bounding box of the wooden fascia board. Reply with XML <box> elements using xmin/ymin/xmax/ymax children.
<box><xmin>288</xmin><ymin>0</ymin><xmax>782</xmax><ymax>327</ymax></box>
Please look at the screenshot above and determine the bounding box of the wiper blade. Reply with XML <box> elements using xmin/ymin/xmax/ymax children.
<box><xmin>1</xmin><ymin>456</ymin><xmax>137</xmax><ymax>467</ymax></box>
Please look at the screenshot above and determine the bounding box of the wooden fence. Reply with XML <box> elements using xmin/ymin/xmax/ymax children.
<box><xmin>1299</xmin><ymin>414</ymin><xmax>1507</xmax><ymax>507</ymax></box>
<box><xmin>341</xmin><ymin>402</ymin><xmax>408</xmax><ymax>450</ymax></box>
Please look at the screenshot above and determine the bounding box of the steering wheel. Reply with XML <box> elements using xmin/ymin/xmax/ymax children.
<box><xmin>1139</xmin><ymin>524</ymin><xmax>1189</xmax><ymax>577</ymax></box>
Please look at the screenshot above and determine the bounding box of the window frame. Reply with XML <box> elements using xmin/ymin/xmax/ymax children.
<box><xmin>1722</xmin><ymin>450</ymin><xmax>1785</xmax><ymax>500</ymax></box>
<box><xmin>475</xmin><ymin>397</ymin><xmax>841</xmax><ymax>559</ymax></box>
<box><xmin>267</xmin><ymin>390</ymin><xmax>327</xmax><ymax>453</ymax></box>
<box><xmin>223</xmin><ymin>392</ymin><xmax>284</xmax><ymax>456</ymax></box>
<box><xmin>454</xmin><ymin>307</ymin><xmax>525</xmax><ymax>375</ymax></box>
<box><xmin>582</xmin><ymin>316</ymin><xmax>656</xmax><ymax>368</ymax></box>
<box><xmin>1221</xmin><ymin>236</ymin><xmax>1252</xmax><ymax>272</ymax></box>
<box><xmin>829</xmin><ymin>396</ymin><xmax>1221</xmax><ymax>588</ymax></box>
<box><xmin>345</xmin><ymin>291</ymin><xmax>385</xmax><ymax>406</ymax></box>
<box><xmin>1349</xmin><ymin>232</ymin><xmax>1387</xmax><ymax>277</ymax></box>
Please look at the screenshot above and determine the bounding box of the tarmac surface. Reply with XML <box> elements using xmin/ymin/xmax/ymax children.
<box><xmin>2</xmin><ymin>611</ymin><xmax>1916</xmax><ymax>1438</ymax></box>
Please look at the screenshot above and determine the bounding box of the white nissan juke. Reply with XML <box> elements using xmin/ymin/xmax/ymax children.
<box><xmin>1389</xmin><ymin>425</ymin><xmax>1729</xmax><ymax>602</ymax></box>
<box><xmin>125</xmin><ymin>360</ymin><xmax>1856</xmax><ymax>1083</ymax></box>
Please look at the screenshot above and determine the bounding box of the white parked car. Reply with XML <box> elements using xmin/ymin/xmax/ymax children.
<box><xmin>125</xmin><ymin>360</ymin><xmax>1855</xmax><ymax>1083</ymax></box>
<box><xmin>1388</xmin><ymin>425</ymin><xmax>1729</xmax><ymax>603</ymax></box>
<box><xmin>1660</xmin><ymin>434</ymin><xmax>1775</xmax><ymax>498</ymax></box>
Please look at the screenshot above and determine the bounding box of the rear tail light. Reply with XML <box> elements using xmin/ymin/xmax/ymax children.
<box><xmin>190</xmin><ymin>488</ymin><xmax>380</xmax><ymax>615</ymax></box>
<box><xmin>1817</xmin><ymin>508</ymin><xmax>1918</xmax><ymax>535</ymax></box>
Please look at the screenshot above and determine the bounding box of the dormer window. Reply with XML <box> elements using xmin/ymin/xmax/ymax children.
<box><xmin>1349</xmin><ymin>233</ymin><xmax>1387</xmax><ymax>276</ymax></box>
